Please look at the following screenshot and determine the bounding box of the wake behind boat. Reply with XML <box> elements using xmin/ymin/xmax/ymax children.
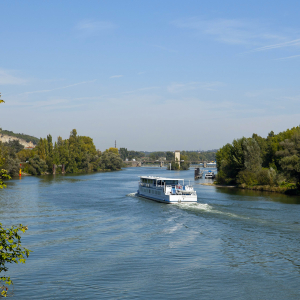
<box><xmin>137</xmin><ymin>176</ymin><xmax>197</xmax><ymax>203</ymax></box>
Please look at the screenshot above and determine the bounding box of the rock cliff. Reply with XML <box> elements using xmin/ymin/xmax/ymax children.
<box><xmin>0</xmin><ymin>134</ymin><xmax>35</xmax><ymax>148</ymax></box>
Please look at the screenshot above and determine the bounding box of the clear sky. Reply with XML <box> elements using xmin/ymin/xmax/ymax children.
<box><xmin>1</xmin><ymin>0</ymin><xmax>300</xmax><ymax>151</ymax></box>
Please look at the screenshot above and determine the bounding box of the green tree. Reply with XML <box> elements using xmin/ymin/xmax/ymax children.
<box><xmin>0</xmin><ymin>223</ymin><xmax>31</xmax><ymax>297</ymax></box>
<box><xmin>180</xmin><ymin>153</ymin><xmax>190</xmax><ymax>170</ymax></box>
<box><xmin>277</xmin><ymin>133</ymin><xmax>300</xmax><ymax>187</ymax></box>
<box><xmin>166</xmin><ymin>151</ymin><xmax>174</xmax><ymax>161</ymax></box>
<box><xmin>107</xmin><ymin>147</ymin><xmax>119</xmax><ymax>155</ymax></box>
<box><xmin>100</xmin><ymin>151</ymin><xmax>122</xmax><ymax>170</ymax></box>
<box><xmin>167</xmin><ymin>160</ymin><xmax>180</xmax><ymax>170</ymax></box>
<box><xmin>243</xmin><ymin>138</ymin><xmax>262</xmax><ymax>172</ymax></box>
<box><xmin>0</xmin><ymin>170</ymin><xmax>10</xmax><ymax>189</ymax></box>
<box><xmin>4</xmin><ymin>140</ymin><xmax>24</xmax><ymax>153</ymax></box>
<box><xmin>119</xmin><ymin>148</ymin><xmax>128</xmax><ymax>160</ymax></box>
<box><xmin>16</xmin><ymin>149</ymin><xmax>35</xmax><ymax>162</ymax></box>
<box><xmin>149</xmin><ymin>152</ymin><xmax>165</xmax><ymax>160</ymax></box>
<box><xmin>216</xmin><ymin>138</ymin><xmax>246</xmax><ymax>184</ymax></box>
<box><xmin>0</xmin><ymin>142</ymin><xmax>20</xmax><ymax>177</ymax></box>
<box><xmin>28</xmin><ymin>155</ymin><xmax>47</xmax><ymax>175</ymax></box>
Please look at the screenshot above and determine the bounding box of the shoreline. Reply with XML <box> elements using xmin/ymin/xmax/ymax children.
<box><xmin>198</xmin><ymin>182</ymin><xmax>299</xmax><ymax>195</ymax></box>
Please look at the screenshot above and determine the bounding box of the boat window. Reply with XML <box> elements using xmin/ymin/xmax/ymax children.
<box><xmin>165</xmin><ymin>180</ymin><xmax>178</xmax><ymax>186</ymax></box>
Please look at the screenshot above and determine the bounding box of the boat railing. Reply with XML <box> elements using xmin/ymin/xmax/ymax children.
<box><xmin>139</xmin><ymin>183</ymin><xmax>151</xmax><ymax>187</ymax></box>
<box><xmin>140</xmin><ymin>182</ymin><xmax>166</xmax><ymax>188</ymax></box>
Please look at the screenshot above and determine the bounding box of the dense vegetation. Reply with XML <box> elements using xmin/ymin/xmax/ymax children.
<box><xmin>181</xmin><ymin>150</ymin><xmax>216</xmax><ymax>162</ymax></box>
<box><xmin>216</xmin><ymin>126</ymin><xmax>300</xmax><ymax>192</ymax></box>
<box><xmin>0</xmin><ymin>129</ymin><xmax>40</xmax><ymax>145</ymax></box>
<box><xmin>0</xmin><ymin>129</ymin><xmax>122</xmax><ymax>176</ymax></box>
<box><xmin>119</xmin><ymin>148</ymin><xmax>216</xmax><ymax>162</ymax></box>
<box><xmin>167</xmin><ymin>153</ymin><xmax>190</xmax><ymax>170</ymax></box>
<box><xmin>119</xmin><ymin>148</ymin><xmax>145</xmax><ymax>161</ymax></box>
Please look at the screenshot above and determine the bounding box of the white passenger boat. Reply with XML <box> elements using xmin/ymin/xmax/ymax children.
<box><xmin>137</xmin><ymin>176</ymin><xmax>197</xmax><ymax>203</ymax></box>
<box><xmin>205</xmin><ymin>171</ymin><xmax>216</xmax><ymax>179</ymax></box>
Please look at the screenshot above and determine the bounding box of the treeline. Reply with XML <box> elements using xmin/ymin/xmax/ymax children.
<box><xmin>0</xmin><ymin>129</ymin><xmax>122</xmax><ymax>176</ymax></box>
<box><xmin>167</xmin><ymin>153</ymin><xmax>190</xmax><ymax>171</ymax></box>
<box><xmin>181</xmin><ymin>150</ymin><xmax>216</xmax><ymax>162</ymax></box>
<box><xmin>216</xmin><ymin>126</ymin><xmax>300</xmax><ymax>190</ymax></box>
<box><xmin>0</xmin><ymin>128</ymin><xmax>40</xmax><ymax>145</ymax></box>
<box><xmin>119</xmin><ymin>148</ymin><xmax>216</xmax><ymax>162</ymax></box>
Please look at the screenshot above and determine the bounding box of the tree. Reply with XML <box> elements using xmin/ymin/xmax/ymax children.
<box><xmin>17</xmin><ymin>149</ymin><xmax>34</xmax><ymax>162</ymax></box>
<box><xmin>4</xmin><ymin>140</ymin><xmax>24</xmax><ymax>154</ymax></box>
<box><xmin>243</xmin><ymin>138</ymin><xmax>262</xmax><ymax>172</ymax></box>
<box><xmin>166</xmin><ymin>151</ymin><xmax>174</xmax><ymax>161</ymax></box>
<box><xmin>28</xmin><ymin>155</ymin><xmax>47</xmax><ymax>175</ymax></box>
<box><xmin>180</xmin><ymin>153</ymin><xmax>190</xmax><ymax>170</ymax></box>
<box><xmin>0</xmin><ymin>223</ymin><xmax>31</xmax><ymax>297</ymax></box>
<box><xmin>100</xmin><ymin>151</ymin><xmax>122</xmax><ymax>170</ymax></box>
<box><xmin>119</xmin><ymin>148</ymin><xmax>128</xmax><ymax>160</ymax></box>
<box><xmin>0</xmin><ymin>170</ymin><xmax>10</xmax><ymax>189</ymax></box>
<box><xmin>149</xmin><ymin>152</ymin><xmax>165</xmax><ymax>160</ymax></box>
<box><xmin>167</xmin><ymin>160</ymin><xmax>180</xmax><ymax>170</ymax></box>
<box><xmin>216</xmin><ymin>138</ymin><xmax>246</xmax><ymax>184</ymax></box>
<box><xmin>107</xmin><ymin>147</ymin><xmax>119</xmax><ymax>155</ymax></box>
<box><xmin>277</xmin><ymin>133</ymin><xmax>300</xmax><ymax>187</ymax></box>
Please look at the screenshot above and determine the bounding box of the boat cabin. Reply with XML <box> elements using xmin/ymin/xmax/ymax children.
<box><xmin>139</xmin><ymin>176</ymin><xmax>184</xmax><ymax>188</ymax></box>
<box><xmin>138</xmin><ymin>175</ymin><xmax>197</xmax><ymax>202</ymax></box>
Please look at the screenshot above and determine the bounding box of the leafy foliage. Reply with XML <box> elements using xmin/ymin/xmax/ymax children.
<box><xmin>0</xmin><ymin>170</ymin><xmax>11</xmax><ymax>189</ymax></box>
<box><xmin>100</xmin><ymin>151</ymin><xmax>123</xmax><ymax>171</ymax></box>
<box><xmin>277</xmin><ymin>133</ymin><xmax>300</xmax><ymax>187</ymax></box>
<box><xmin>28</xmin><ymin>155</ymin><xmax>47</xmax><ymax>175</ymax></box>
<box><xmin>216</xmin><ymin>126</ymin><xmax>300</xmax><ymax>189</ymax></box>
<box><xmin>3</xmin><ymin>140</ymin><xmax>24</xmax><ymax>153</ymax></box>
<box><xmin>27</xmin><ymin>130</ymin><xmax>122</xmax><ymax>174</ymax></box>
<box><xmin>0</xmin><ymin>223</ymin><xmax>31</xmax><ymax>297</ymax></box>
<box><xmin>0</xmin><ymin>142</ymin><xmax>21</xmax><ymax>177</ymax></box>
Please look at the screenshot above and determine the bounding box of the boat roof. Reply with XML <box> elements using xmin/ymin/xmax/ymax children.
<box><xmin>139</xmin><ymin>176</ymin><xmax>184</xmax><ymax>181</ymax></box>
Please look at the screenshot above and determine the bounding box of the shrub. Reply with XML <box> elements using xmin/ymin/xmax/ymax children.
<box><xmin>237</xmin><ymin>170</ymin><xmax>258</xmax><ymax>186</ymax></box>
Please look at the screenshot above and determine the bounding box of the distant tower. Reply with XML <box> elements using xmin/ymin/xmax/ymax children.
<box><xmin>115</xmin><ymin>140</ymin><xmax>116</xmax><ymax>148</ymax></box>
<box><xmin>175</xmin><ymin>150</ymin><xmax>180</xmax><ymax>167</ymax></box>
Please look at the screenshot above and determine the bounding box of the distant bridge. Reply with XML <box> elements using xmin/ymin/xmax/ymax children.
<box><xmin>123</xmin><ymin>160</ymin><xmax>216</xmax><ymax>168</ymax></box>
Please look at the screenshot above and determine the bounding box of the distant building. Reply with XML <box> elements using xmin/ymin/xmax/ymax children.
<box><xmin>175</xmin><ymin>150</ymin><xmax>180</xmax><ymax>167</ymax></box>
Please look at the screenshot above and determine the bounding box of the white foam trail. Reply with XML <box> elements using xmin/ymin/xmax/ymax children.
<box><xmin>175</xmin><ymin>202</ymin><xmax>250</xmax><ymax>220</ymax></box>
<box><xmin>126</xmin><ymin>192</ymin><xmax>138</xmax><ymax>197</ymax></box>
<box><xmin>174</xmin><ymin>202</ymin><xmax>213</xmax><ymax>212</ymax></box>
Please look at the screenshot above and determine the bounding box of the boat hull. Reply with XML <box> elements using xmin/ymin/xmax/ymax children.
<box><xmin>137</xmin><ymin>190</ymin><xmax>197</xmax><ymax>204</ymax></box>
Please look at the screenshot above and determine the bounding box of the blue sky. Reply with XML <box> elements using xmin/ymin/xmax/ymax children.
<box><xmin>1</xmin><ymin>0</ymin><xmax>300</xmax><ymax>151</ymax></box>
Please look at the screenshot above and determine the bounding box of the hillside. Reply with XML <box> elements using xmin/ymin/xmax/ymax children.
<box><xmin>0</xmin><ymin>129</ymin><xmax>39</xmax><ymax>146</ymax></box>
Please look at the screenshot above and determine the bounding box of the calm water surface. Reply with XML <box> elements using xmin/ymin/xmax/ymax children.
<box><xmin>1</xmin><ymin>167</ymin><xmax>300</xmax><ymax>299</ymax></box>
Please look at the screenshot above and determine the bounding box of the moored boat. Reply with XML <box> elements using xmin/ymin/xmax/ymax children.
<box><xmin>137</xmin><ymin>176</ymin><xmax>197</xmax><ymax>203</ymax></box>
<box><xmin>205</xmin><ymin>170</ymin><xmax>215</xmax><ymax>179</ymax></box>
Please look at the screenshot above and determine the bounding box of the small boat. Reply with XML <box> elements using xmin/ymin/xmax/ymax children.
<box><xmin>137</xmin><ymin>176</ymin><xmax>197</xmax><ymax>203</ymax></box>
<box><xmin>205</xmin><ymin>171</ymin><xmax>215</xmax><ymax>179</ymax></box>
<box><xmin>194</xmin><ymin>167</ymin><xmax>203</xmax><ymax>179</ymax></box>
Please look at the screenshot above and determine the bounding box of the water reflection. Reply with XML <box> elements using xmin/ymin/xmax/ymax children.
<box><xmin>215</xmin><ymin>186</ymin><xmax>300</xmax><ymax>204</ymax></box>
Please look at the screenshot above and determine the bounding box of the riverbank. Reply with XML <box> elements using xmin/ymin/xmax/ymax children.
<box><xmin>199</xmin><ymin>182</ymin><xmax>299</xmax><ymax>195</ymax></box>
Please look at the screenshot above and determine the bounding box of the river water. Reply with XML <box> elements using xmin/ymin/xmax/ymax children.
<box><xmin>1</xmin><ymin>167</ymin><xmax>300</xmax><ymax>299</ymax></box>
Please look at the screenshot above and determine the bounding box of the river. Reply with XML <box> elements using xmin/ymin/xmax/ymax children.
<box><xmin>1</xmin><ymin>167</ymin><xmax>300</xmax><ymax>299</ymax></box>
